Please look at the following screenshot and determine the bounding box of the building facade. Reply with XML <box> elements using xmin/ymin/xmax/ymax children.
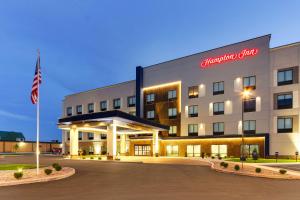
<box><xmin>59</xmin><ymin>35</ymin><xmax>300</xmax><ymax>158</ymax></box>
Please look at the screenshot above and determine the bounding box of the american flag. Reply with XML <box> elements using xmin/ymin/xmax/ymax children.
<box><xmin>31</xmin><ymin>53</ymin><xmax>42</xmax><ymax>104</ymax></box>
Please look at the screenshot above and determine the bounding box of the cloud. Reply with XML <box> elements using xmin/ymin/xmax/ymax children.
<box><xmin>0</xmin><ymin>109</ymin><xmax>33</xmax><ymax>121</ymax></box>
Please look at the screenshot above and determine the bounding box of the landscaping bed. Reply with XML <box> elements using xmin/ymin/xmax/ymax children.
<box><xmin>225</xmin><ymin>157</ymin><xmax>299</xmax><ymax>163</ymax></box>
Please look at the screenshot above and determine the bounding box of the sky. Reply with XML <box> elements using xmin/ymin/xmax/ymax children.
<box><xmin>0</xmin><ymin>0</ymin><xmax>300</xmax><ymax>141</ymax></box>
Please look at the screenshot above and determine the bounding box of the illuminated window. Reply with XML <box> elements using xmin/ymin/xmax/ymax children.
<box><xmin>66</xmin><ymin>107</ymin><xmax>72</xmax><ymax>116</ymax></box>
<box><xmin>277</xmin><ymin>93</ymin><xmax>292</xmax><ymax>109</ymax></box>
<box><xmin>146</xmin><ymin>93</ymin><xmax>155</xmax><ymax>103</ymax></box>
<box><xmin>76</xmin><ymin>105</ymin><xmax>82</xmax><ymax>114</ymax></box>
<box><xmin>277</xmin><ymin>117</ymin><xmax>293</xmax><ymax>133</ymax></box>
<box><xmin>169</xmin><ymin>126</ymin><xmax>177</xmax><ymax>135</ymax></box>
<box><xmin>147</xmin><ymin>110</ymin><xmax>155</xmax><ymax>119</ymax></box>
<box><xmin>188</xmin><ymin>124</ymin><xmax>198</xmax><ymax>136</ymax></box>
<box><xmin>213</xmin><ymin>122</ymin><xmax>224</xmax><ymax>135</ymax></box>
<box><xmin>243</xmin><ymin>76</ymin><xmax>256</xmax><ymax>89</ymax></box>
<box><xmin>241</xmin><ymin>144</ymin><xmax>259</xmax><ymax>157</ymax></box>
<box><xmin>88</xmin><ymin>103</ymin><xmax>94</xmax><ymax>113</ymax></box>
<box><xmin>88</xmin><ymin>132</ymin><xmax>94</xmax><ymax>140</ymax></box>
<box><xmin>243</xmin><ymin>120</ymin><xmax>256</xmax><ymax>134</ymax></box>
<box><xmin>211</xmin><ymin>145</ymin><xmax>227</xmax><ymax>157</ymax></box>
<box><xmin>213</xmin><ymin>102</ymin><xmax>224</xmax><ymax>115</ymax></box>
<box><xmin>188</xmin><ymin>86</ymin><xmax>199</xmax><ymax>98</ymax></box>
<box><xmin>213</xmin><ymin>81</ymin><xmax>224</xmax><ymax>95</ymax></box>
<box><xmin>187</xmin><ymin>145</ymin><xmax>201</xmax><ymax>157</ymax></box>
<box><xmin>113</xmin><ymin>98</ymin><xmax>121</xmax><ymax>109</ymax></box>
<box><xmin>278</xmin><ymin>69</ymin><xmax>293</xmax><ymax>86</ymax></box>
<box><xmin>188</xmin><ymin>105</ymin><xmax>198</xmax><ymax>117</ymax></box>
<box><xmin>243</xmin><ymin>98</ymin><xmax>256</xmax><ymax>112</ymax></box>
<box><xmin>127</xmin><ymin>96</ymin><xmax>136</xmax><ymax>107</ymax></box>
<box><xmin>168</xmin><ymin>108</ymin><xmax>177</xmax><ymax>119</ymax></box>
<box><xmin>168</xmin><ymin>90</ymin><xmax>177</xmax><ymax>100</ymax></box>
<box><xmin>78</xmin><ymin>132</ymin><xmax>83</xmax><ymax>140</ymax></box>
<box><xmin>166</xmin><ymin>145</ymin><xmax>179</xmax><ymax>156</ymax></box>
<box><xmin>100</xmin><ymin>101</ymin><xmax>107</xmax><ymax>111</ymax></box>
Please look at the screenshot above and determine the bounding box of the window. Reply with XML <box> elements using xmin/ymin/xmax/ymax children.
<box><xmin>129</xmin><ymin>111</ymin><xmax>136</xmax><ymax>116</ymax></box>
<box><xmin>211</xmin><ymin>145</ymin><xmax>227</xmax><ymax>157</ymax></box>
<box><xmin>213</xmin><ymin>81</ymin><xmax>224</xmax><ymax>95</ymax></box>
<box><xmin>101</xmin><ymin>134</ymin><xmax>107</xmax><ymax>140</ymax></box>
<box><xmin>188</xmin><ymin>124</ymin><xmax>198</xmax><ymax>136</ymax></box>
<box><xmin>213</xmin><ymin>102</ymin><xmax>224</xmax><ymax>115</ymax></box>
<box><xmin>147</xmin><ymin>110</ymin><xmax>155</xmax><ymax>120</ymax></box>
<box><xmin>100</xmin><ymin>101</ymin><xmax>107</xmax><ymax>111</ymax></box>
<box><xmin>188</xmin><ymin>105</ymin><xmax>198</xmax><ymax>117</ymax></box>
<box><xmin>277</xmin><ymin>117</ymin><xmax>293</xmax><ymax>133</ymax></box>
<box><xmin>134</xmin><ymin>145</ymin><xmax>151</xmax><ymax>156</ymax></box>
<box><xmin>277</xmin><ymin>93</ymin><xmax>293</xmax><ymax>109</ymax></box>
<box><xmin>113</xmin><ymin>98</ymin><xmax>121</xmax><ymax>109</ymax></box>
<box><xmin>241</xmin><ymin>144</ymin><xmax>259</xmax><ymax>157</ymax></box>
<box><xmin>169</xmin><ymin>126</ymin><xmax>177</xmax><ymax>136</ymax></box>
<box><xmin>213</xmin><ymin>122</ymin><xmax>224</xmax><ymax>135</ymax></box>
<box><xmin>243</xmin><ymin>76</ymin><xmax>256</xmax><ymax>89</ymax></box>
<box><xmin>66</xmin><ymin>107</ymin><xmax>72</xmax><ymax>116</ymax></box>
<box><xmin>168</xmin><ymin>108</ymin><xmax>177</xmax><ymax>119</ymax></box>
<box><xmin>168</xmin><ymin>90</ymin><xmax>177</xmax><ymax>100</ymax></box>
<box><xmin>88</xmin><ymin>103</ymin><xmax>94</xmax><ymax>113</ymax></box>
<box><xmin>78</xmin><ymin>132</ymin><xmax>83</xmax><ymax>140</ymax></box>
<box><xmin>166</xmin><ymin>145</ymin><xmax>179</xmax><ymax>157</ymax></box>
<box><xmin>243</xmin><ymin>98</ymin><xmax>256</xmax><ymax>112</ymax></box>
<box><xmin>67</xmin><ymin>131</ymin><xmax>70</xmax><ymax>140</ymax></box>
<box><xmin>188</xmin><ymin>86</ymin><xmax>199</xmax><ymax>98</ymax></box>
<box><xmin>243</xmin><ymin>120</ymin><xmax>256</xmax><ymax>134</ymax></box>
<box><xmin>146</xmin><ymin>93</ymin><xmax>155</xmax><ymax>103</ymax></box>
<box><xmin>127</xmin><ymin>96</ymin><xmax>136</xmax><ymax>107</ymax></box>
<box><xmin>278</xmin><ymin>69</ymin><xmax>293</xmax><ymax>86</ymax></box>
<box><xmin>88</xmin><ymin>133</ymin><xmax>94</xmax><ymax>140</ymax></box>
<box><xmin>187</xmin><ymin>145</ymin><xmax>201</xmax><ymax>157</ymax></box>
<box><xmin>76</xmin><ymin>105</ymin><xmax>82</xmax><ymax>114</ymax></box>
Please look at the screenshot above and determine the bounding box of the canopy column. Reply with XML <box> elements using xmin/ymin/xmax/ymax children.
<box><xmin>120</xmin><ymin>134</ymin><xmax>127</xmax><ymax>156</ymax></box>
<box><xmin>70</xmin><ymin>128</ymin><xmax>79</xmax><ymax>157</ymax></box>
<box><xmin>152</xmin><ymin>130</ymin><xmax>159</xmax><ymax>157</ymax></box>
<box><xmin>107</xmin><ymin>121</ymin><xmax>117</xmax><ymax>159</ymax></box>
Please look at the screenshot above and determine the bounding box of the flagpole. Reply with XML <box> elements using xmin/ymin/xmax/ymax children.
<box><xmin>36</xmin><ymin>49</ymin><xmax>40</xmax><ymax>175</ymax></box>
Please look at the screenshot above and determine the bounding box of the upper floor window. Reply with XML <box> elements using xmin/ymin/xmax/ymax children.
<box><xmin>78</xmin><ymin>132</ymin><xmax>83</xmax><ymax>140</ymax></box>
<box><xmin>168</xmin><ymin>108</ymin><xmax>177</xmax><ymax>119</ymax></box>
<box><xmin>188</xmin><ymin>124</ymin><xmax>198</xmax><ymax>136</ymax></box>
<box><xmin>113</xmin><ymin>98</ymin><xmax>121</xmax><ymax>109</ymax></box>
<box><xmin>146</xmin><ymin>93</ymin><xmax>155</xmax><ymax>104</ymax></box>
<box><xmin>127</xmin><ymin>96</ymin><xmax>136</xmax><ymax>107</ymax></box>
<box><xmin>278</xmin><ymin>69</ymin><xmax>293</xmax><ymax>86</ymax></box>
<box><xmin>188</xmin><ymin>86</ymin><xmax>199</xmax><ymax>98</ymax></box>
<box><xmin>188</xmin><ymin>105</ymin><xmax>198</xmax><ymax>117</ymax></box>
<box><xmin>277</xmin><ymin>117</ymin><xmax>293</xmax><ymax>133</ymax></box>
<box><xmin>88</xmin><ymin>103</ymin><xmax>94</xmax><ymax>113</ymax></box>
<box><xmin>213</xmin><ymin>102</ymin><xmax>224</xmax><ymax>115</ymax></box>
<box><xmin>169</xmin><ymin>126</ymin><xmax>177</xmax><ymax>136</ymax></box>
<box><xmin>88</xmin><ymin>132</ymin><xmax>94</xmax><ymax>140</ymax></box>
<box><xmin>100</xmin><ymin>101</ymin><xmax>107</xmax><ymax>111</ymax></box>
<box><xmin>277</xmin><ymin>93</ymin><xmax>293</xmax><ymax>109</ymax></box>
<box><xmin>76</xmin><ymin>105</ymin><xmax>82</xmax><ymax>114</ymax></box>
<box><xmin>243</xmin><ymin>120</ymin><xmax>256</xmax><ymax>134</ymax></box>
<box><xmin>168</xmin><ymin>90</ymin><xmax>177</xmax><ymax>100</ymax></box>
<box><xmin>66</xmin><ymin>107</ymin><xmax>72</xmax><ymax>116</ymax></box>
<box><xmin>213</xmin><ymin>122</ymin><xmax>224</xmax><ymax>135</ymax></box>
<box><xmin>243</xmin><ymin>98</ymin><xmax>256</xmax><ymax>112</ymax></box>
<box><xmin>243</xmin><ymin>76</ymin><xmax>256</xmax><ymax>90</ymax></box>
<box><xmin>147</xmin><ymin>110</ymin><xmax>155</xmax><ymax>120</ymax></box>
<box><xmin>213</xmin><ymin>81</ymin><xmax>224</xmax><ymax>95</ymax></box>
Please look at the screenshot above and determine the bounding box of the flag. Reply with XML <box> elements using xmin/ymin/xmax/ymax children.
<box><xmin>31</xmin><ymin>54</ymin><xmax>42</xmax><ymax>104</ymax></box>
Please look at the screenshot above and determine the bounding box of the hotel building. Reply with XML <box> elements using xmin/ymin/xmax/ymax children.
<box><xmin>58</xmin><ymin>35</ymin><xmax>300</xmax><ymax>158</ymax></box>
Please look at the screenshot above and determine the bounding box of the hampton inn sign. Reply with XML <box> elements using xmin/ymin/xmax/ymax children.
<box><xmin>200</xmin><ymin>48</ymin><xmax>259</xmax><ymax>68</ymax></box>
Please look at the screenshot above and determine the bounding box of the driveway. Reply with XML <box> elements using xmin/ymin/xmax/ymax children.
<box><xmin>1</xmin><ymin>155</ymin><xmax>300</xmax><ymax>200</ymax></box>
<box><xmin>268</xmin><ymin>163</ymin><xmax>300</xmax><ymax>172</ymax></box>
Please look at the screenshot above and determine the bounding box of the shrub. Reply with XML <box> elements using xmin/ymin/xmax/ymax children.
<box><xmin>220</xmin><ymin>162</ymin><xmax>225</xmax><ymax>167</ymax></box>
<box><xmin>52</xmin><ymin>163</ymin><xmax>59</xmax><ymax>168</ymax></box>
<box><xmin>223</xmin><ymin>162</ymin><xmax>228</xmax><ymax>168</ymax></box>
<box><xmin>218</xmin><ymin>156</ymin><xmax>222</xmax><ymax>160</ymax></box>
<box><xmin>255</xmin><ymin>168</ymin><xmax>261</xmax><ymax>173</ymax></box>
<box><xmin>54</xmin><ymin>165</ymin><xmax>62</xmax><ymax>171</ymax></box>
<box><xmin>279</xmin><ymin>169</ymin><xmax>287</xmax><ymax>174</ymax></box>
<box><xmin>82</xmin><ymin>157</ymin><xmax>86</xmax><ymax>160</ymax></box>
<box><xmin>211</xmin><ymin>156</ymin><xmax>215</xmax><ymax>159</ymax></box>
<box><xmin>90</xmin><ymin>157</ymin><xmax>94</xmax><ymax>160</ymax></box>
<box><xmin>234</xmin><ymin>165</ymin><xmax>240</xmax><ymax>171</ymax></box>
<box><xmin>44</xmin><ymin>168</ymin><xmax>53</xmax><ymax>175</ymax></box>
<box><xmin>252</xmin><ymin>149</ymin><xmax>259</xmax><ymax>160</ymax></box>
<box><xmin>14</xmin><ymin>172</ymin><xmax>23</xmax><ymax>179</ymax></box>
<box><xmin>98</xmin><ymin>157</ymin><xmax>102</xmax><ymax>160</ymax></box>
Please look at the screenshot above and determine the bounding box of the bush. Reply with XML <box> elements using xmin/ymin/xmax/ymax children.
<box><xmin>14</xmin><ymin>172</ymin><xmax>23</xmax><ymax>179</ymax></box>
<box><xmin>90</xmin><ymin>157</ymin><xmax>94</xmax><ymax>160</ymax></box>
<box><xmin>82</xmin><ymin>157</ymin><xmax>86</xmax><ymax>160</ymax></box>
<box><xmin>52</xmin><ymin>163</ymin><xmax>59</xmax><ymax>168</ymax></box>
<box><xmin>220</xmin><ymin>162</ymin><xmax>225</xmax><ymax>167</ymax></box>
<box><xmin>255</xmin><ymin>168</ymin><xmax>261</xmax><ymax>173</ymax></box>
<box><xmin>234</xmin><ymin>165</ymin><xmax>240</xmax><ymax>171</ymax></box>
<box><xmin>279</xmin><ymin>169</ymin><xmax>287</xmax><ymax>174</ymax></box>
<box><xmin>223</xmin><ymin>162</ymin><xmax>228</xmax><ymax>168</ymax></box>
<box><xmin>98</xmin><ymin>157</ymin><xmax>102</xmax><ymax>160</ymax></box>
<box><xmin>218</xmin><ymin>156</ymin><xmax>222</xmax><ymax>160</ymax></box>
<box><xmin>211</xmin><ymin>156</ymin><xmax>215</xmax><ymax>159</ymax></box>
<box><xmin>54</xmin><ymin>165</ymin><xmax>62</xmax><ymax>171</ymax></box>
<box><xmin>44</xmin><ymin>168</ymin><xmax>53</xmax><ymax>175</ymax></box>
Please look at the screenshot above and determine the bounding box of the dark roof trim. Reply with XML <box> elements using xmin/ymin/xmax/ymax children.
<box><xmin>58</xmin><ymin>110</ymin><xmax>169</xmax><ymax>130</ymax></box>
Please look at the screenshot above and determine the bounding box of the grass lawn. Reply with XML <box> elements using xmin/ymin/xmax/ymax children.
<box><xmin>0</xmin><ymin>164</ymin><xmax>36</xmax><ymax>170</ymax></box>
<box><xmin>225</xmin><ymin>158</ymin><xmax>299</xmax><ymax>163</ymax></box>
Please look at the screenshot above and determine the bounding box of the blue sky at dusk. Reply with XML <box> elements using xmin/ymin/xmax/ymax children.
<box><xmin>0</xmin><ymin>0</ymin><xmax>300</xmax><ymax>141</ymax></box>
